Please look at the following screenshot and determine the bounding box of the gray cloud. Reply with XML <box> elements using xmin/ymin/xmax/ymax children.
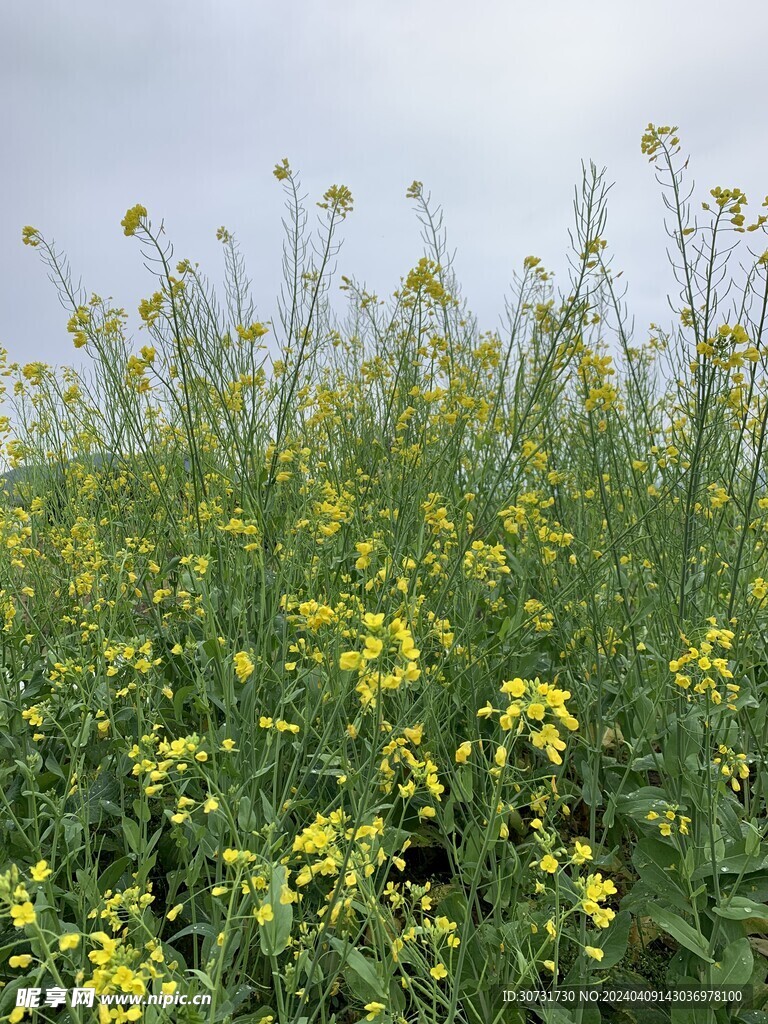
<box><xmin>2</xmin><ymin>0</ymin><xmax>767</xmax><ymax>367</ymax></box>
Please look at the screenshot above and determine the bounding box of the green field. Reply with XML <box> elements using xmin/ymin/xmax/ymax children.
<box><xmin>1</xmin><ymin>125</ymin><xmax>767</xmax><ymax>1023</ymax></box>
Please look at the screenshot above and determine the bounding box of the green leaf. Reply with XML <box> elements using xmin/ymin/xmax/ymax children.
<box><xmin>632</xmin><ymin>837</ymin><xmax>690</xmax><ymax>908</ymax></box>
<box><xmin>710</xmin><ymin>937</ymin><xmax>754</xmax><ymax>987</ymax></box>
<box><xmin>692</xmin><ymin>840</ymin><xmax>768</xmax><ymax>879</ymax></box>
<box><xmin>98</xmin><ymin>855</ymin><xmax>133</xmax><ymax>893</ymax></box>
<box><xmin>712</xmin><ymin>897</ymin><xmax>768</xmax><ymax>921</ymax></box>
<box><xmin>328</xmin><ymin>937</ymin><xmax>386</xmax><ymax>1003</ymax></box>
<box><xmin>745</xmin><ymin>821</ymin><xmax>762</xmax><ymax>858</ymax></box>
<box><xmin>593</xmin><ymin>910</ymin><xmax>631</xmax><ymax>970</ymax></box>
<box><xmin>453</xmin><ymin>766</ymin><xmax>473</xmax><ymax>803</ymax></box>
<box><xmin>670</xmin><ymin>1006</ymin><xmax>704</xmax><ymax>1024</ymax></box>
<box><xmin>122</xmin><ymin>817</ymin><xmax>142</xmax><ymax>855</ymax></box>
<box><xmin>613</xmin><ymin>786</ymin><xmax>669</xmax><ymax>818</ymax></box>
<box><xmin>83</xmin><ymin>770</ymin><xmax>122</xmax><ymax>822</ymax></box>
<box><xmin>173</xmin><ymin>685</ymin><xmax>197</xmax><ymax>720</ymax></box>
<box><xmin>645</xmin><ymin>905</ymin><xmax>713</xmax><ymax>962</ymax></box>
<box><xmin>170</xmin><ymin>922</ymin><xmax>218</xmax><ymax>942</ymax></box>
<box><xmin>238</xmin><ymin>795</ymin><xmax>258</xmax><ymax>832</ymax></box>
<box><xmin>258</xmin><ymin>864</ymin><xmax>293</xmax><ymax>957</ymax></box>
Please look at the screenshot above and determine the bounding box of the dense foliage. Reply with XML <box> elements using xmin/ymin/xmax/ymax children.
<box><xmin>2</xmin><ymin>126</ymin><xmax>768</xmax><ymax>1023</ymax></box>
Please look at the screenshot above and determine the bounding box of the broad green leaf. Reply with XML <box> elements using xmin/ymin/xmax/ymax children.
<box><xmin>258</xmin><ymin>864</ymin><xmax>293</xmax><ymax>957</ymax></box>
<box><xmin>712</xmin><ymin>897</ymin><xmax>768</xmax><ymax>921</ymax></box>
<box><xmin>592</xmin><ymin>910</ymin><xmax>631</xmax><ymax>969</ymax></box>
<box><xmin>710</xmin><ymin>937</ymin><xmax>754</xmax><ymax>987</ymax></box>
<box><xmin>98</xmin><ymin>855</ymin><xmax>133</xmax><ymax>893</ymax></box>
<box><xmin>613</xmin><ymin>785</ymin><xmax>669</xmax><ymax>817</ymax></box>
<box><xmin>328</xmin><ymin>937</ymin><xmax>386</xmax><ymax>1003</ymax></box>
<box><xmin>632</xmin><ymin>837</ymin><xmax>689</xmax><ymax>907</ymax></box>
<box><xmin>645</xmin><ymin>905</ymin><xmax>713</xmax><ymax>962</ymax></box>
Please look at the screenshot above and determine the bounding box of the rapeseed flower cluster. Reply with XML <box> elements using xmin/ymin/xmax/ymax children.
<box><xmin>475</xmin><ymin>676</ymin><xmax>579</xmax><ymax>765</ymax></box>
<box><xmin>668</xmin><ymin>623</ymin><xmax>739</xmax><ymax>707</ymax></box>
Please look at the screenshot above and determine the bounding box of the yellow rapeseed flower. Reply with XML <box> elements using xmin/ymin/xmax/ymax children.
<box><xmin>30</xmin><ymin>860</ymin><xmax>51</xmax><ymax>882</ymax></box>
<box><xmin>10</xmin><ymin>902</ymin><xmax>36</xmax><ymax>927</ymax></box>
<box><xmin>455</xmin><ymin>741</ymin><xmax>472</xmax><ymax>763</ymax></box>
<box><xmin>121</xmin><ymin>204</ymin><xmax>148</xmax><ymax>236</ymax></box>
<box><xmin>233</xmin><ymin>651</ymin><xmax>255</xmax><ymax>683</ymax></box>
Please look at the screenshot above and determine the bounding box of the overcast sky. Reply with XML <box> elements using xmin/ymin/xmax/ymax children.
<box><xmin>2</xmin><ymin>1</ymin><xmax>767</xmax><ymax>368</ymax></box>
